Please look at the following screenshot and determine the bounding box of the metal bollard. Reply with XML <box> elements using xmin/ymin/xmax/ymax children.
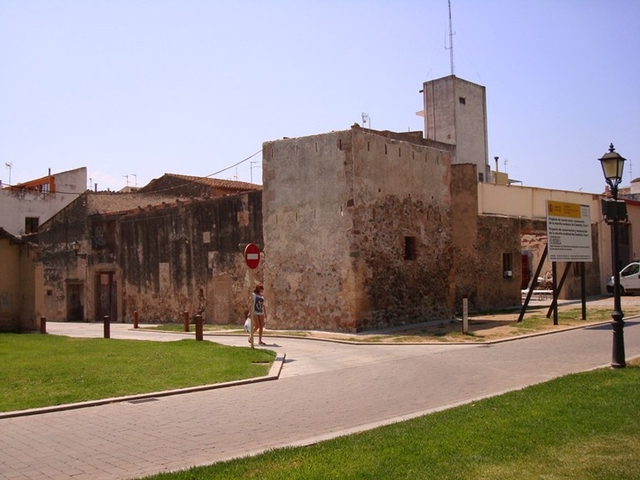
<box><xmin>103</xmin><ymin>315</ymin><xmax>110</xmax><ymax>339</ymax></box>
<box><xmin>195</xmin><ymin>314</ymin><xmax>203</xmax><ymax>341</ymax></box>
<box><xmin>40</xmin><ymin>316</ymin><xmax>46</xmax><ymax>334</ymax></box>
<box><xmin>183</xmin><ymin>311</ymin><xmax>190</xmax><ymax>332</ymax></box>
<box><xmin>133</xmin><ymin>310</ymin><xmax>139</xmax><ymax>329</ymax></box>
<box><xmin>462</xmin><ymin>297</ymin><xmax>469</xmax><ymax>335</ymax></box>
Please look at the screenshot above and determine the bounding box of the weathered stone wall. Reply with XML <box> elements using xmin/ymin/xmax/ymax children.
<box><xmin>119</xmin><ymin>191</ymin><xmax>263</xmax><ymax>324</ymax></box>
<box><xmin>38</xmin><ymin>195</ymin><xmax>91</xmax><ymax>321</ymax></box>
<box><xmin>263</xmin><ymin>126</ymin><xmax>456</xmax><ymax>332</ymax></box>
<box><xmin>38</xmin><ymin>191</ymin><xmax>181</xmax><ymax>322</ymax></box>
<box><xmin>450</xmin><ymin>163</ymin><xmax>481</xmax><ymax>311</ymax></box>
<box><xmin>475</xmin><ymin>215</ymin><xmax>523</xmax><ymax>309</ymax></box>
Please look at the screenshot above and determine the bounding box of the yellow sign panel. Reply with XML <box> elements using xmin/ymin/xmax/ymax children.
<box><xmin>547</xmin><ymin>200</ymin><xmax>581</xmax><ymax>219</ymax></box>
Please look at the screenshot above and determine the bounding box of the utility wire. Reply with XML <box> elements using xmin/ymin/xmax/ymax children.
<box><xmin>204</xmin><ymin>149</ymin><xmax>262</xmax><ymax>179</ymax></box>
<box><xmin>2</xmin><ymin>148</ymin><xmax>264</xmax><ymax>196</ymax></box>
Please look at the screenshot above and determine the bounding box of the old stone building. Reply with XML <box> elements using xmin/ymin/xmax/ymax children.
<box><xmin>37</xmin><ymin>191</ymin><xmax>183</xmax><ymax>323</ymax></box>
<box><xmin>30</xmin><ymin>75</ymin><xmax>619</xmax><ymax>332</ymax></box>
<box><xmin>263</xmin><ymin>126</ymin><xmax>459</xmax><ymax>331</ymax></box>
<box><xmin>37</xmin><ymin>181</ymin><xmax>262</xmax><ymax>325</ymax></box>
<box><xmin>118</xmin><ymin>191</ymin><xmax>263</xmax><ymax>323</ymax></box>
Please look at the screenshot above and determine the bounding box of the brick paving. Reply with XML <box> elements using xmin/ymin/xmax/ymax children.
<box><xmin>1</xmin><ymin>305</ymin><xmax>639</xmax><ymax>479</ymax></box>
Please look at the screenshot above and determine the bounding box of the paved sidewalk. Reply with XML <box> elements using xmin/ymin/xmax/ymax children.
<box><xmin>1</xmin><ymin>318</ymin><xmax>639</xmax><ymax>479</ymax></box>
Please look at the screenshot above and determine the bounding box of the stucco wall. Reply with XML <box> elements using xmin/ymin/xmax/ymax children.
<box><xmin>0</xmin><ymin>234</ymin><xmax>37</xmax><ymax>331</ymax></box>
<box><xmin>0</xmin><ymin>167</ymin><xmax>86</xmax><ymax>237</ymax></box>
<box><xmin>422</xmin><ymin>76</ymin><xmax>488</xmax><ymax>180</ymax></box>
<box><xmin>263</xmin><ymin>126</ymin><xmax>456</xmax><ymax>332</ymax></box>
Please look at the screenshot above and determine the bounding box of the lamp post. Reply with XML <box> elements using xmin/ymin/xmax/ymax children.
<box><xmin>599</xmin><ymin>143</ymin><xmax>627</xmax><ymax>368</ymax></box>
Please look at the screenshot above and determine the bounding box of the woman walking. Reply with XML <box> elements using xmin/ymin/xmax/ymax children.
<box><xmin>251</xmin><ymin>284</ymin><xmax>267</xmax><ymax>346</ymax></box>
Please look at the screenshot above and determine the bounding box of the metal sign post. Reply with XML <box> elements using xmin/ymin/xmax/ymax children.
<box><xmin>244</xmin><ymin>243</ymin><xmax>261</xmax><ymax>348</ymax></box>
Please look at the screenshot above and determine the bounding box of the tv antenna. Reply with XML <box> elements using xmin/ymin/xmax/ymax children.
<box><xmin>445</xmin><ymin>0</ymin><xmax>455</xmax><ymax>76</ymax></box>
<box><xmin>5</xmin><ymin>162</ymin><xmax>12</xmax><ymax>186</ymax></box>
<box><xmin>250</xmin><ymin>160</ymin><xmax>261</xmax><ymax>183</ymax></box>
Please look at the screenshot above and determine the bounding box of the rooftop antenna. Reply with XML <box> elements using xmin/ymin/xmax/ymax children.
<box><xmin>361</xmin><ymin>112</ymin><xmax>370</xmax><ymax>129</ymax></box>
<box><xmin>5</xmin><ymin>162</ymin><xmax>12</xmax><ymax>186</ymax></box>
<box><xmin>250</xmin><ymin>160</ymin><xmax>261</xmax><ymax>183</ymax></box>
<box><xmin>446</xmin><ymin>0</ymin><xmax>455</xmax><ymax>76</ymax></box>
<box><xmin>131</xmin><ymin>174</ymin><xmax>137</xmax><ymax>187</ymax></box>
<box><xmin>123</xmin><ymin>174</ymin><xmax>129</xmax><ymax>187</ymax></box>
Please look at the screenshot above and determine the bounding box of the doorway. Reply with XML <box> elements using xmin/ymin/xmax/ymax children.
<box><xmin>66</xmin><ymin>283</ymin><xmax>84</xmax><ymax>322</ymax></box>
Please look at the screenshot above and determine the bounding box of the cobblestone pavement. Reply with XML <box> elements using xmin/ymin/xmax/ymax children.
<box><xmin>1</xmin><ymin>298</ymin><xmax>639</xmax><ymax>480</ymax></box>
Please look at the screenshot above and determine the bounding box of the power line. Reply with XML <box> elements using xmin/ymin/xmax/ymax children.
<box><xmin>3</xmin><ymin>149</ymin><xmax>264</xmax><ymax>196</ymax></box>
<box><xmin>203</xmin><ymin>149</ymin><xmax>262</xmax><ymax>179</ymax></box>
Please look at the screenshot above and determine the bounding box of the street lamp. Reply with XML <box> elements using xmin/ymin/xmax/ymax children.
<box><xmin>599</xmin><ymin>143</ymin><xmax>627</xmax><ymax>368</ymax></box>
<box><xmin>71</xmin><ymin>240</ymin><xmax>87</xmax><ymax>259</ymax></box>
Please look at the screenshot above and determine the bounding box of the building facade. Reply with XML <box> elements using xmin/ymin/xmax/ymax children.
<box><xmin>36</xmin><ymin>181</ymin><xmax>262</xmax><ymax>326</ymax></box>
<box><xmin>0</xmin><ymin>167</ymin><xmax>87</xmax><ymax>237</ymax></box>
<box><xmin>263</xmin><ymin>126</ymin><xmax>458</xmax><ymax>331</ymax></box>
<box><xmin>420</xmin><ymin>75</ymin><xmax>490</xmax><ymax>182</ymax></box>
<box><xmin>0</xmin><ymin>228</ymin><xmax>37</xmax><ymax>331</ymax></box>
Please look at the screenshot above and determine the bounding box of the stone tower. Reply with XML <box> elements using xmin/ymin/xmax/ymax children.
<box><xmin>419</xmin><ymin>75</ymin><xmax>489</xmax><ymax>182</ymax></box>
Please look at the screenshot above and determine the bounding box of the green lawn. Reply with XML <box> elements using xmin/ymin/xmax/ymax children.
<box><xmin>141</xmin><ymin>359</ymin><xmax>640</xmax><ymax>480</ymax></box>
<box><xmin>0</xmin><ymin>334</ymin><xmax>275</xmax><ymax>412</ymax></box>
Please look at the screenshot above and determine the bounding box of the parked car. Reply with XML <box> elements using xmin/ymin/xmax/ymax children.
<box><xmin>607</xmin><ymin>262</ymin><xmax>640</xmax><ymax>295</ymax></box>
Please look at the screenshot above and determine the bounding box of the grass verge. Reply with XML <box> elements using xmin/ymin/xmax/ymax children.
<box><xmin>0</xmin><ymin>334</ymin><xmax>275</xmax><ymax>412</ymax></box>
<box><xmin>140</xmin><ymin>358</ymin><xmax>640</xmax><ymax>480</ymax></box>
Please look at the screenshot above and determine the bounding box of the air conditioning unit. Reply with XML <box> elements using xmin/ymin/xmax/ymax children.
<box><xmin>504</xmin><ymin>270</ymin><xmax>513</xmax><ymax>278</ymax></box>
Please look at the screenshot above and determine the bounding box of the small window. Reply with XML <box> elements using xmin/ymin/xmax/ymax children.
<box><xmin>459</xmin><ymin>97</ymin><xmax>466</xmax><ymax>105</ymax></box>
<box><xmin>25</xmin><ymin>217</ymin><xmax>39</xmax><ymax>234</ymax></box>
<box><xmin>404</xmin><ymin>236</ymin><xmax>417</xmax><ymax>261</ymax></box>
<box><xmin>478</xmin><ymin>172</ymin><xmax>484</xmax><ymax>183</ymax></box>
<box><xmin>503</xmin><ymin>253</ymin><xmax>513</xmax><ymax>278</ymax></box>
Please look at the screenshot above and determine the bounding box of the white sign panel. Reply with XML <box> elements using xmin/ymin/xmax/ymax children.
<box><xmin>546</xmin><ymin>200</ymin><xmax>593</xmax><ymax>262</ymax></box>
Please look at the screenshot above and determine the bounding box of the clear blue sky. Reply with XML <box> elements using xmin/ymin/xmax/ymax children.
<box><xmin>1</xmin><ymin>0</ymin><xmax>639</xmax><ymax>194</ymax></box>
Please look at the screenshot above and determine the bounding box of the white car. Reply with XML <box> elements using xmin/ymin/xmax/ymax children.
<box><xmin>607</xmin><ymin>262</ymin><xmax>640</xmax><ymax>295</ymax></box>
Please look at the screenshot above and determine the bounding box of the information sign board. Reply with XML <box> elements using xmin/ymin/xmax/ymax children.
<box><xmin>546</xmin><ymin>200</ymin><xmax>592</xmax><ymax>262</ymax></box>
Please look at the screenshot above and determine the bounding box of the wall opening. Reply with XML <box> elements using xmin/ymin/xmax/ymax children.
<box><xmin>404</xmin><ymin>236</ymin><xmax>417</xmax><ymax>261</ymax></box>
<box><xmin>25</xmin><ymin>217</ymin><xmax>39</xmax><ymax>234</ymax></box>
<box><xmin>503</xmin><ymin>253</ymin><xmax>513</xmax><ymax>278</ymax></box>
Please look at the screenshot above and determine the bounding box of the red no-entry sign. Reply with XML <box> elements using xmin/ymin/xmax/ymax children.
<box><xmin>244</xmin><ymin>243</ymin><xmax>261</xmax><ymax>269</ymax></box>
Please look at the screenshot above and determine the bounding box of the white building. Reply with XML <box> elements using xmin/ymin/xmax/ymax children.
<box><xmin>418</xmin><ymin>75</ymin><xmax>490</xmax><ymax>182</ymax></box>
<box><xmin>0</xmin><ymin>167</ymin><xmax>87</xmax><ymax>237</ymax></box>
